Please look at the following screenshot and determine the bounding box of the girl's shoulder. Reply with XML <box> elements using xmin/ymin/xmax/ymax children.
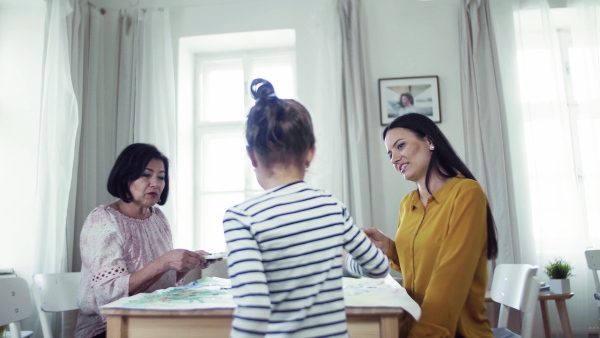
<box><xmin>237</xmin><ymin>181</ymin><xmax>335</xmax><ymax>208</ymax></box>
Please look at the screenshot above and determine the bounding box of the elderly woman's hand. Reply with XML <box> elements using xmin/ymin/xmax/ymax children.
<box><xmin>195</xmin><ymin>250</ymin><xmax>223</xmax><ymax>269</ymax></box>
<box><xmin>160</xmin><ymin>249</ymin><xmax>203</xmax><ymax>273</ymax></box>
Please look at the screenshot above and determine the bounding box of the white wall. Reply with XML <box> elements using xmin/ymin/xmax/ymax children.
<box><xmin>169</xmin><ymin>0</ymin><xmax>342</xmax><ymax>250</ymax></box>
<box><xmin>0</xmin><ymin>2</ymin><xmax>45</xmax><ymax>280</ymax></box>
<box><xmin>169</xmin><ymin>0</ymin><xmax>339</xmax><ymax>114</ymax></box>
<box><xmin>168</xmin><ymin>0</ymin><xmax>465</xmax><ymax>242</ymax></box>
<box><xmin>0</xmin><ymin>1</ymin><xmax>45</xmax><ymax>332</ymax></box>
<box><xmin>0</xmin><ymin>0</ymin><xmax>465</xmax><ymax>331</ymax></box>
<box><xmin>362</xmin><ymin>0</ymin><xmax>465</xmax><ymax>238</ymax></box>
<box><xmin>0</xmin><ymin>0</ymin><xmax>466</xmax><ymax>268</ymax></box>
<box><xmin>0</xmin><ymin>0</ymin><xmax>465</xmax><ymax>290</ymax></box>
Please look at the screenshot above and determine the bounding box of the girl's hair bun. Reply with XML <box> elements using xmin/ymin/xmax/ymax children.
<box><xmin>251</xmin><ymin>78</ymin><xmax>277</xmax><ymax>102</ymax></box>
<box><xmin>245</xmin><ymin>78</ymin><xmax>315</xmax><ymax>170</ymax></box>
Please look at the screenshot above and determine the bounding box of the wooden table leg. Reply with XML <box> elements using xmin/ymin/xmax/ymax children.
<box><xmin>379</xmin><ymin>314</ymin><xmax>399</xmax><ymax>338</ymax></box>
<box><xmin>106</xmin><ymin>315</ymin><xmax>127</xmax><ymax>338</ymax></box>
<box><xmin>539</xmin><ymin>299</ymin><xmax>551</xmax><ymax>338</ymax></box>
<box><xmin>555</xmin><ymin>299</ymin><xmax>573</xmax><ymax>338</ymax></box>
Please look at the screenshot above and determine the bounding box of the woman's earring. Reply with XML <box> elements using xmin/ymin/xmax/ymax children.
<box><xmin>430</xmin><ymin>145</ymin><xmax>435</xmax><ymax>151</ymax></box>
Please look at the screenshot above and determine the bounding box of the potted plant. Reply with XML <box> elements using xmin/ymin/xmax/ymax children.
<box><xmin>544</xmin><ymin>257</ymin><xmax>574</xmax><ymax>294</ymax></box>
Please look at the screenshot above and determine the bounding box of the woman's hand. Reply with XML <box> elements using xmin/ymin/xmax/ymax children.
<box><xmin>195</xmin><ymin>250</ymin><xmax>222</xmax><ymax>269</ymax></box>
<box><xmin>362</xmin><ymin>227</ymin><xmax>390</xmax><ymax>254</ymax></box>
<box><xmin>160</xmin><ymin>249</ymin><xmax>202</xmax><ymax>273</ymax></box>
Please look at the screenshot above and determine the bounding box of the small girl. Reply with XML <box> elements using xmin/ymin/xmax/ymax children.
<box><xmin>223</xmin><ymin>78</ymin><xmax>389</xmax><ymax>337</ymax></box>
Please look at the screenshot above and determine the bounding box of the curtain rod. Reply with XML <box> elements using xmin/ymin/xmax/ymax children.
<box><xmin>88</xmin><ymin>0</ymin><xmax>163</xmax><ymax>13</ymax></box>
<box><xmin>87</xmin><ymin>0</ymin><xmax>274</xmax><ymax>10</ymax></box>
<box><xmin>87</xmin><ymin>0</ymin><xmax>275</xmax><ymax>9</ymax></box>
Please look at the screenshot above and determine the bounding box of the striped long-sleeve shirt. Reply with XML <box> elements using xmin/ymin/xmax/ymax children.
<box><xmin>223</xmin><ymin>181</ymin><xmax>389</xmax><ymax>338</ymax></box>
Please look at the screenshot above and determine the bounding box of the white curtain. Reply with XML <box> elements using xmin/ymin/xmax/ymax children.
<box><xmin>34</xmin><ymin>0</ymin><xmax>79</xmax><ymax>276</ymax></box>
<box><xmin>302</xmin><ymin>1</ymin><xmax>344</xmax><ymax>203</ymax></box>
<box><xmin>302</xmin><ymin>0</ymin><xmax>372</xmax><ymax>229</ymax></box>
<box><xmin>491</xmin><ymin>0</ymin><xmax>600</xmax><ymax>335</ymax></box>
<box><xmin>129</xmin><ymin>8</ymin><xmax>178</xmax><ymax>229</ymax></box>
<box><xmin>458</xmin><ymin>0</ymin><xmax>516</xmax><ymax>266</ymax></box>
<box><xmin>336</xmin><ymin>0</ymin><xmax>374</xmax><ymax>229</ymax></box>
<box><xmin>28</xmin><ymin>1</ymin><xmax>177</xmax><ymax>336</ymax></box>
<box><xmin>71</xmin><ymin>4</ymin><xmax>117</xmax><ymax>278</ymax></box>
<box><xmin>72</xmin><ymin>5</ymin><xmax>178</xmax><ymax>273</ymax></box>
<box><xmin>32</xmin><ymin>0</ymin><xmax>79</xmax><ymax>336</ymax></box>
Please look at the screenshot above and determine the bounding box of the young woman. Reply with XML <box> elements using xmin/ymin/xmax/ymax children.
<box><xmin>222</xmin><ymin>79</ymin><xmax>389</xmax><ymax>337</ymax></box>
<box><xmin>362</xmin><ymin>113</ymin><xmax>498</xmax><ymax>337</ymax></box>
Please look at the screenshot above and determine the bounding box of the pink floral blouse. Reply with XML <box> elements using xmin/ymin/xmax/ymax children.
<box><xmin>74</xmin><ymin>205</ymin><xmax>179</xmax><ymax>338</ymax></box>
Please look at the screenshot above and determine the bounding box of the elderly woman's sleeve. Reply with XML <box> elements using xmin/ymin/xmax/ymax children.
<box><xmin>79</xmin><ymin>209</ymin><xmax>130</xmax><ymax>315</ymax></box>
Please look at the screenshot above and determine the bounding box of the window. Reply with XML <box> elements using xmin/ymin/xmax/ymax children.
<box><xmin>514</xmin><ymin>7</ymin><xmax>600</xmax><ymax>252</ymax></box>
<box><xmin>193</xmin><ymin>50</ymin><xmax>296</xmax><ymax>252</ymax></box>
<box><xmin>507</xmin><ymin>5</ymin><xmax>600</xmax><ymax>332</ymax></box>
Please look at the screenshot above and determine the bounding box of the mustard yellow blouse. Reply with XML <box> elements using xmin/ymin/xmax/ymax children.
<box><xmin>387</xmin><ymin>175</ymin><xmax>493</xmax><ymax>337</ymax></box>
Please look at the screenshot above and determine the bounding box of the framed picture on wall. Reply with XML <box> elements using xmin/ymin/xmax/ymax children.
<box><xmin>378</xmin><ymin>76</ymin><xmax>441</xmax><ymax>125</ymax></box>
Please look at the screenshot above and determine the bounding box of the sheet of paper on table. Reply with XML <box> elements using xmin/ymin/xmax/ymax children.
<box><xmin>344</xmin><ymin>274</ymin><xmax>421</xmax><ymax>320</ymax></box>
<box><xmin>102</xmin><ymin>274</ymin><xmax>421</xmax><ymax>320</ymax></box>
<box><xmin>102</xmin><ymin>277</ymin><xmax>235</xmax><ymax>310</ymax></box>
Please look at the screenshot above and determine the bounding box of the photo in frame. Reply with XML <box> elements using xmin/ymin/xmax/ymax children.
<box><xmin>378</xmin><ymin>76</ymin><xmax>441</xmax><ymax>125</ymax></box>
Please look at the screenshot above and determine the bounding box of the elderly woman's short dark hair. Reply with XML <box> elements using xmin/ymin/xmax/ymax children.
<box><xmin>107</xmin><ymin>143</ymin><xmax>170</xmax><ymax>205</ymax></box>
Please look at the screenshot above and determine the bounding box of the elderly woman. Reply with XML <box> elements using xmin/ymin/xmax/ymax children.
<box><xmin>75</xmin><ymin>143</ymin><xmax>216</xmax><ymax>338</ymax></box>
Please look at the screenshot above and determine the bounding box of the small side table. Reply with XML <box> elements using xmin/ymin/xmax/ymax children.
<box><xmin>538</xmin><ymin>292</ymin><xmax>574</xmax><ymax>338</ymax></box>
<box><xmin>485</xmin><ymin>291</ymin><xmax>574</xmax><ymax>338</ymax></box>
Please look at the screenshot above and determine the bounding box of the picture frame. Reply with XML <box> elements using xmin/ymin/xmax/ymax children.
<box><xmin>378</xmin><ymin>76</ymin><xmax>441</xmax><ymax>125</ymax></box>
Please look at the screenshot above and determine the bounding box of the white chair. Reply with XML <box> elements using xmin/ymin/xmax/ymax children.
<box><xmin>32</xmin><ymin>272</ymin><xmax>81</xmax><ymax>338</ymax></box>
<box><xmin>490</xmin><ymin>264</ymin><xmax>539</xmax><ymax>338</ymax></box>
<box><xmin>0</xmin><ymin>277</ymin><xmax>33</xmax><ymax>338</ymax></box>
<box><xmin>584</xmin><ymin>249</ymin><xmax>600</xmax><ymax>330</ymax></box>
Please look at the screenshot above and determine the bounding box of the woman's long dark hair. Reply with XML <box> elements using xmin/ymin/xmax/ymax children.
<box><xmin>383</xmin><ymin>113</ymin><xmax>498</xmax><ymax>260</ymax></box>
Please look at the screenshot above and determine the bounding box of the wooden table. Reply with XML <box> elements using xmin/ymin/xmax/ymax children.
<box><xmin>102</xmin><ymin>306</ymin><xmax>404</xmax><ymax>338</ymax></box>
<box><xmin>485</xmin><ymin>291</ymin><xmax>574</xmax><ymax>338</ymax></box>
<box><xmin>101</xmin><ymin>276</ymin><xmax>419</xmax><ymax>338</ymax></box>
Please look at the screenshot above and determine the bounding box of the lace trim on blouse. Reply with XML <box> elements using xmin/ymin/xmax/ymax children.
<box><xmin>91</xmin><ymin>265</ymin><xmax>128</xmax><ymax>284</ymax></box>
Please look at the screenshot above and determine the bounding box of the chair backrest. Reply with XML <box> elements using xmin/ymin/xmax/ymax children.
<box><xmin>585</xmin><ymin>249</ymin><xmax>600</xmax><ymax>293</ymax></box>
<box><xmin>584</xmin><ymin>249</ymin><xmax>600</xmax><ymax>330</ymax></box>
<box><xmin>0</xmin><ymin>277</ymin><xmax>33</xmax><ymax>327</ymax></box>
<box><xmin>0</xmin><ymin>277</ymin><xmax>33</xmax><ymax>338</ymax></box>
<box><xmin>490</xmin><ymin>264</ymin><xmax>539</xmax><ymax>338</ymax></box>
<box><xmin>32</xmin><ymin>272</ymin><xmax>81</xmax><ymax>338</ymax></box>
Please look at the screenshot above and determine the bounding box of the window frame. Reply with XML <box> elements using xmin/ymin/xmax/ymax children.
<box><xmin>192</xmin><ymin>48</ymin><xmax>296</xmax><ymax>251</ymax></box>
